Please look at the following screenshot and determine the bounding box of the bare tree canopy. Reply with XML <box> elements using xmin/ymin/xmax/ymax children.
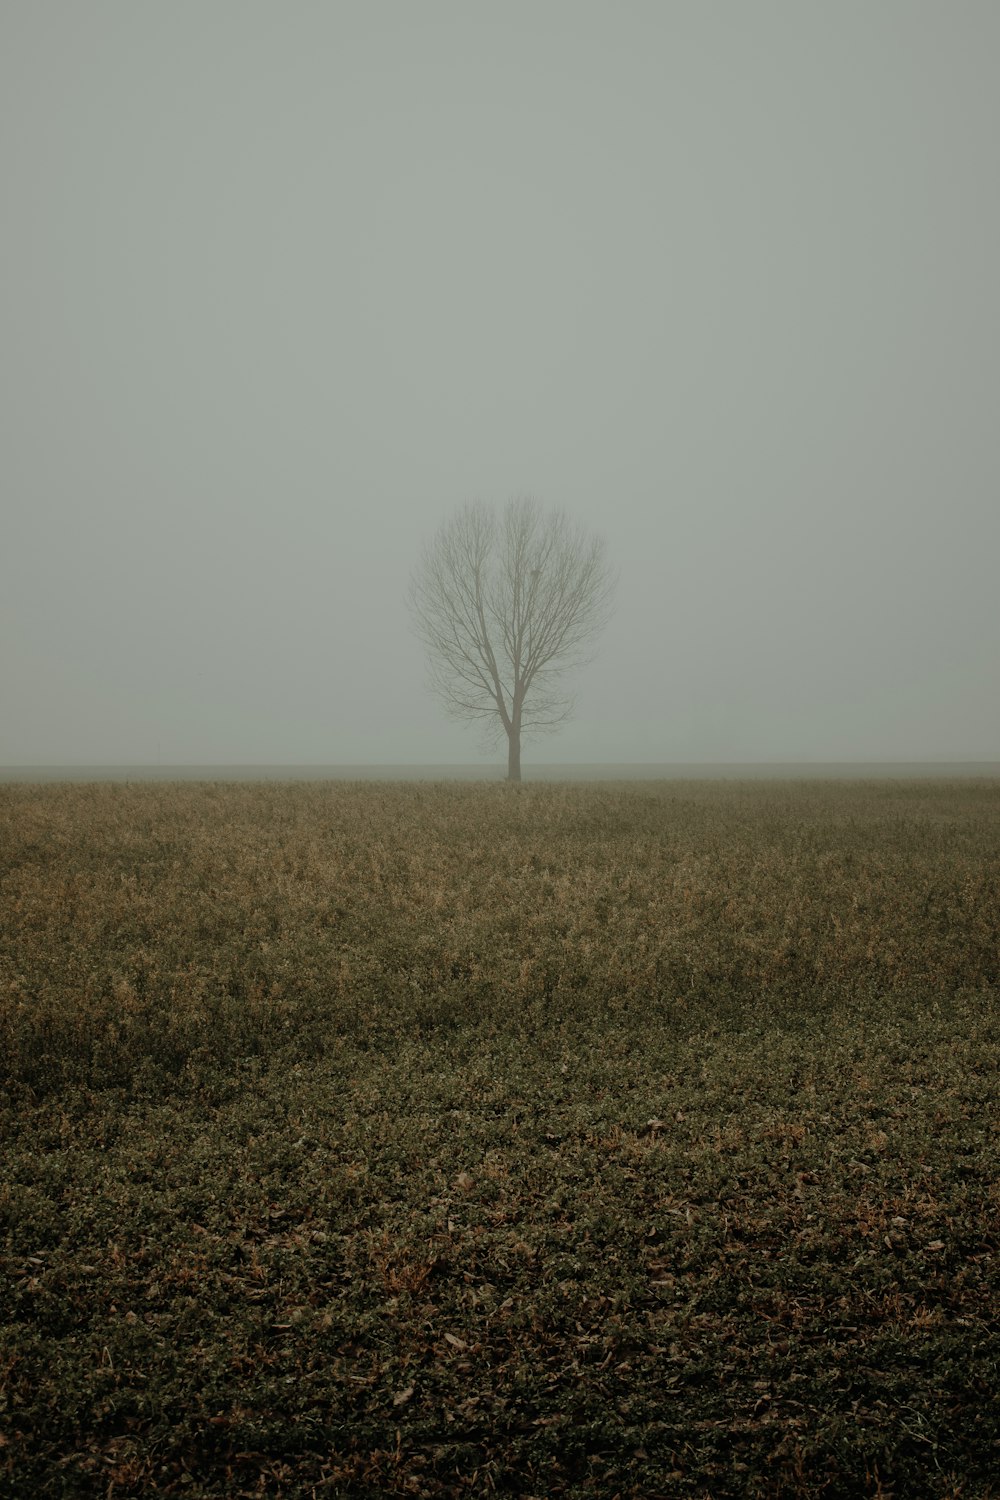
<box><xmin>408</xmin><ymin>498</ymin><xmax>615</xmax><ymax>780</ymax></box>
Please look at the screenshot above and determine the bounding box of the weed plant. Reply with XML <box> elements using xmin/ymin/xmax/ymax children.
<box><xmin>0</xmin><ymin>780</ymin><xmax>998</xmax><ymax>1496</ymax></box>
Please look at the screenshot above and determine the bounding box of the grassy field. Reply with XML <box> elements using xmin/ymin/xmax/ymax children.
<box><xmin>1</xmin><ymin>778</ymin><xmax>998</xmax><ymax>1498</ymax></box>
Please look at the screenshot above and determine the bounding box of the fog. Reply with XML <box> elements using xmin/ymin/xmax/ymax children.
<box><xmin>3</xmin><ymin>2</ymin><xmax>998</xmax><ymax>770</ymax></box>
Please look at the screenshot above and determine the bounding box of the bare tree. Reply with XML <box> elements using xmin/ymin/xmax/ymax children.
<box><xmin>408</xmin><ymin>498</ymin><xmax>615</xmax><ymax>781</ymax></box>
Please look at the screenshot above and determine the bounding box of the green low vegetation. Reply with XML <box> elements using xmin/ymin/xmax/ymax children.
<box><xmin>1</xmin><ymin>778</ymin><xmax>998</xmax><ymax>1497</ymax></box>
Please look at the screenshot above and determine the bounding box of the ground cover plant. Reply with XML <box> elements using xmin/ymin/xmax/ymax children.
<box><xmin>0</xmin><ymin>777</ymin><xmax>998</xmax><ymax>1497</ymax></box>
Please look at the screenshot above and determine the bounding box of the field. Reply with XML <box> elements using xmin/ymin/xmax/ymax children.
<box><xmin>1</xmin><ymin>778</ymin><xmax>998</xmax><ymax>1498</ymax></box>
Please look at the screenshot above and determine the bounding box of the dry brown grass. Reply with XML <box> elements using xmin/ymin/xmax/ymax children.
<box><xmin>1</xmin><ymin>778</ymin><xmax>997</xmax><ymax>1094</ymax></box>
<box><xmin>1</xmin><ymin>778</ymin><xmax>998</xmax><ymax>1497</ymax></box>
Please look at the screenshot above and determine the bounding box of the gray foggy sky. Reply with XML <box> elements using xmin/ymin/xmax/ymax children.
<box><xmin>2</xmin><ymin>1</ymin><xmax>998</xmax><ymax>767</ymax></box>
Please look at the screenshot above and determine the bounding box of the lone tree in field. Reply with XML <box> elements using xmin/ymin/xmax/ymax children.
<box><xmin>409</xmin><ymin>498</ymin><xmax>615</xmax><ymax>781</ymax></box>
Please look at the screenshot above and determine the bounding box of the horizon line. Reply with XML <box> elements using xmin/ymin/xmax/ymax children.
<box><xmin>2</xmin><ymin>757</ymin><xmax>999</xmax><ymax>770</ymax></box>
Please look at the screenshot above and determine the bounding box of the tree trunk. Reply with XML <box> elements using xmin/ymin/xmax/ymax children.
<box><xmin>507</xmin><ymin>725</ymin><xmax>521</xmax><ymax>782</ymax></box>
